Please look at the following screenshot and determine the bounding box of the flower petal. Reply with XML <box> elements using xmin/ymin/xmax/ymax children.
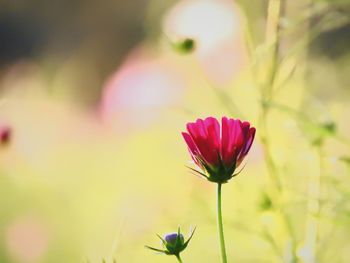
<box><xmin>221</xmin><ymin>117</ymin><xmax>244</xmax><ymax>165</ymax></box>
<box><xmin>186</xmin><ymin>118</ymin><xmax>220</xmax><ymax>166</ymax></box>
<box><xmin>182</xmin><ymin>132</ymin><xmax>199</xmax><ymax>156</ymax></box>
<box><xmin>242</xmin><ymin>127</ymin><xmax>256</xmax><ymax>156</ymax></box>
<box><xmin>221</xmin><ymin>117</ymin><xmax>231</xmax><ymax>164</ymax></box>
<box><xmin>236</xmin><ymin>127</ymin><xmax>256</xmax><ymax>166</ymax></box>
<box><xmin>182</xmin><ymin>132</ymin><xmax>203</xmax><ymax>168</ymax></box>
<box><xmin>203</xmin><ymin>116</ymin><xmax>220</xmax><ymax>151</ymax></box>
<box><xmin>240</xmin><ymin>121</ymin><xmax>251</xmax><ymax>138</ymax></box>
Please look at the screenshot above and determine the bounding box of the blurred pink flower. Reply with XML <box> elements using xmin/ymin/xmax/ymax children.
<box><xmin>182</xmin><ymin>117</ymin><xmax>255</xmax><ymax>183</ymax></box>
<box><xmin>100</xmin><ymin>50</ymin><xmax>186</xmax><ymax>130</ymax></box>
<box><xmin>5</xmin><ymin>216</ymin><xmax>49</xmax><ymax>263</ymax></box>
<box><xmin>0</xmin><ymin>125</ymin><xmax>11</xmax><ymax>145</ymax></box>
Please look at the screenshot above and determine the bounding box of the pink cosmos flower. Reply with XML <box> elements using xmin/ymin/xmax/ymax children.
<box><xmin>182</xmin><ymin>117</ymin><xmax>255</xmax><ymax>183</ymax></box>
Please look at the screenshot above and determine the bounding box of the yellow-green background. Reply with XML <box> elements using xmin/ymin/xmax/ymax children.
<box><xmin>0</xmin><ymin>0</ymin><xmax>350</xmax><ymax>262</ymax></box>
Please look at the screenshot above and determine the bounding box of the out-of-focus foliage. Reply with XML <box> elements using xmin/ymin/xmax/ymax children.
<box><xmin>0</xmin><ymin>0</ymin><xmax>350</xmax><ymax>262</ymax></box>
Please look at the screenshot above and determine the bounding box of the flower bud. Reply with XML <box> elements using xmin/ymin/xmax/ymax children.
<box><xmin>163</xmin><ymin>232</ymin><xmax>185</xmax><ymax>255</ymax></box>
<box><xmin>175</xmin><ymin>38</ymin><xmax>195</xmax><ymax>54</ymax></box>
<box><xmin>146</xmin><ymin>227</ymin><xmax>195</xmax><ymax>257</ymax></box>
<box><xmin>169</xmin><ymin>37</ymin><xmax>196</xmax><ymax>54</ymax></box>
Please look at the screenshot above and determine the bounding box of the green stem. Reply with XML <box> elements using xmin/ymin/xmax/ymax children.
<box><xmin>217</xmin><ymin>183</ymin><xmax>228</xmax><ymax>263</ymax></box>
<box><xmin>175</xmin><ymin>254</ymin><xmax>183</xmax><ymax>263</ymax></box>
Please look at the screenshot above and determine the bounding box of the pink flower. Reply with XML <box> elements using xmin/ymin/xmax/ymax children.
<box><xmin>0</xmin><ymin>125</ymin><xmax>11</xmax><ymax>146</ymax></box>
<box><xmin>182</xmin><ymin>117</ymin><xmax>255</xmax><ymax>183</ymax></box>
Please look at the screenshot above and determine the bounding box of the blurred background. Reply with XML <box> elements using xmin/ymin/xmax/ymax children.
<box><xmin>0</xmin><ymin>0</ymin><xmax>350</xmax><ymax>262</ymax></box>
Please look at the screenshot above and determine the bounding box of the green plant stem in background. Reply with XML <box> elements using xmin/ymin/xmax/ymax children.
<box><xmin>303</xmin><ymin>144</ymin><xmax>322</xmax><ymax>263</ymax></box>
<box><xmin>259</xmin><ymin>0</ymin><xmax>299</xmax><ymax>261</ymax></box>
<box><xmin>175</xmin><ymin>254</ymin><xmax>183</xmax><ymax>263</ymax></box>
<box><xmin>217</xmin><ymin>183</ymin><xmax>228</xmax><ymax>263</ymax></box>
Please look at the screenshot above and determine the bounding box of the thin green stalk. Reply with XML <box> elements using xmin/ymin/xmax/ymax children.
<box><xmin>264</xmin><ymin>0</ymin><xmax>282</xmax><ymax>94</ymax></box>
<box><xmin>175</xmin><ymin>254</ymin><xmax>183</xmax><ymax>263</ymax></box>
<box><xmin>217</xmin><ymin>183</ymin><xmax>228</xmax><ymax>263</ymax></box>
<box><xmin>303</xmin><ymin>144</ymin><xmax>322</xmax><ymax>263</ymax></box>
<box><xmin>259</xmin><ymin>0</ymin><xmax>299</xmax><ymax>261</ymax></box>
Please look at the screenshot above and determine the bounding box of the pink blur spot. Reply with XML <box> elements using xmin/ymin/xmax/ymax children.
<box><xmin>0</xmin><ymin>124</ymin><xmax>11</xmax><ymax>146</ymax></box>
<box><xmin>100</xmin><ymin>49</ymin><xmax>186</xmax><ymax>130</ymax></box>
<box><xmin>5</xmin><ymin>216</ymin><xmax>49</xmax><ymax>263</ymax></box>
